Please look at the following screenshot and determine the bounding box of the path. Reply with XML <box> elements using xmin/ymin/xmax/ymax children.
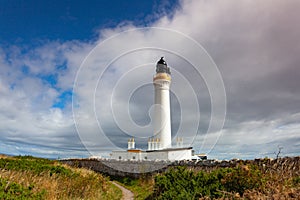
<box><xmin>111</xmin><ymin>181</ymin><xmax>134</xmax><ymax>200</ymax></box>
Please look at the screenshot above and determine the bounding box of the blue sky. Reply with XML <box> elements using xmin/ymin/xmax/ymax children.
<box><xmin>0</xmin><ymin>0</ymin><xmax>300</xmax><ymax>160</ymax></box>
<box><xmin>0</xmin><ymin>0</ymin><xmax>177</xmax><ymax>43</ymax></box>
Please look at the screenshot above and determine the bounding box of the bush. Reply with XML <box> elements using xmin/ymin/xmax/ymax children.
<box><xmin>292</xmin><ymin>176</ymin><xmax>300</xmax><ymax>185</ymax></box>
<box><xmin>153</xmin><ymin>165</ymin><xmax>263</xmax><ymax>199</ymax></box>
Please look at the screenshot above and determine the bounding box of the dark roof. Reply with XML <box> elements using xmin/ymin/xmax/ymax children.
<box><xmin>157</xmin><ymin>57</ymin><xmax>167</xmax><ymax>65</ymax></box>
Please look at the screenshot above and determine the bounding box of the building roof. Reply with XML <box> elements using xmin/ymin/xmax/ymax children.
<box><xmin>112</xmin><ymin>147</ymin><xmax>193</xmax><ymax>154</ymax></box>
<box><xmin>146</xmin><ymin>147</ymin><xmax>193</xmax><ymax>153</ymax></box>
<box><xmin>127</xmin><ymin>149</ymin><xmax>142</xmax><ymax>153</ymax></box>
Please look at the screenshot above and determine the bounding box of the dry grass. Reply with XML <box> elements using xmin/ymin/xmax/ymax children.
<box><xmin>242</xmin><ymin>167</ymin><xmax>300</xmax><ymax>199</ymax></box>
<box><xmin>97</xmin><ymin>157</ymin><xmax>300</xmax><ymax>199</ymax></box>
<box><xmin>0</xmin><ymin>154</ymin><xmax>9</xmax><ymax>159</ymax></box>
<box><xmin>0</xmin><ymin>156</ymin><xmax>122</xmax><ymax>200</ymax></box>
<box><xmin>202</xmin><ymin>160</ymin><xmax>300</xmax><ymax>199</ymax></box>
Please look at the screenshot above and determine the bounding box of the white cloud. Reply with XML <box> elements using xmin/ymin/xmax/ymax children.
<box><xmin>0</xmin><ymin>0</ymin><xmax>300</xmax><ymax>159</ymax></box>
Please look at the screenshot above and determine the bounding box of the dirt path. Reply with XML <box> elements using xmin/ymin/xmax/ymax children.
<box><xmin>111</xmin><ymin>181</ymin><xmax>134</xmax><ymax>200</ymax></box>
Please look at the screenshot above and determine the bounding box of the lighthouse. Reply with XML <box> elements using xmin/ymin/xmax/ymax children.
<box><xmin>153</xmin><ymin>57</ymin><xmax>172</xmax><ymax>149</ymax></box>
<box><xmin>110</xmin><ymin>57</ymin><xmax>195</xmax><ymax>161</ymax></box>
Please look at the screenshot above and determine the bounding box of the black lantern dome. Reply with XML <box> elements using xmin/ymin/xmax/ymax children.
<box><xmin>156</xmin><ymin>57</ymin><xmax>170</xmax><ymax>74</ymax></box>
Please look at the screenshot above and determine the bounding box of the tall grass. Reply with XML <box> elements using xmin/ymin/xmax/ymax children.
<box><xmin>151</xmin><ymin>161</ymin><xmax>300</xmax><ymax>199</ymax></box>
<box><xmin>114</xmin><ymin>158</ymin><xmax>300</xmax><ymax>199</ymax></box>
<box><xmin>0</xmin><ymin>155</ymin><xmax>122</xmax><ymax>200</ymax></box>
<box><xmin>113</xmin><ymin>175</ymin><xmax>154</xmax><ymax>200</ymax></box>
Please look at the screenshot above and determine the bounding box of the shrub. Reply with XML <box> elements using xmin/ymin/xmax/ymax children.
<box><xmin>153</xmin><ymin>165</ymin><xmax>264</xmax><ymax>199</ymax></box>
<box><xmin>221</xmin><ymin>165</ymin><xmax>264</xmax><ymax>195</ymax></box>
<box><xmin>292</xmin><ymin>176</ymin><xmax>300</xmax><ymax>185</ymax></box>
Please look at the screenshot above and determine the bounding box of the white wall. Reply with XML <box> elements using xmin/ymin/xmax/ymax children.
<box><xmin>111</xmin><ymin>149</ymin><xmax>192</xmax><ymax>161</ymax></box>
<box><xmin>167</xmin><ymin>149</ymin><xmax>192</xmax><ymax>161</ymax></box>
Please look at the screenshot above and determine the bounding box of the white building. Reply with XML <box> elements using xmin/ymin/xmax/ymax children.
<box><xmin>111</xmin><ymin>147</ymin><xmax>192</xmax><ymax>161</ymax></box>
<box><xmin>111</xmin><ymin>57</ymin><xmax>193</xmax><ymax>161</ymax></box>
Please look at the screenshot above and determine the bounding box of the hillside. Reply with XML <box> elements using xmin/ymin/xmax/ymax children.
<box><xmin>1</xmin><ymin>155</ymin><xmax>299</xmax><ymax>199</ymax></box>
<box><xmin>0</xmin><ymin>155</ymin><xmax>121</xmax><ymax>200</ymax></box>
<box><xmin>114</xmin><ymin>157</ymin><xmax>300</xmax><ymax>199</ymax></box>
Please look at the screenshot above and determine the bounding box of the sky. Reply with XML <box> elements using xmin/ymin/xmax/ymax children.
<box><xmin>0</xmin><ymin>0</ymin><xmax>300</xmax><ymax>160</ymax></box>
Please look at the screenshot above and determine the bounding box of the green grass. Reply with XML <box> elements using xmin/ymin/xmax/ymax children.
<box><xmin>152</xmin><ymin>166</ymin><xmax>265</xmax><ymax>199</ymax></box>
<box><xmin>112</xmin><ymin>163</ymin><xmax>300</xmax><ymax>200</ymax></box>
<box><xmin>113</xmin><ymin>166</ymin><xmax>265</xmax><ymax>199</ymax></box>
<box><xmin>0</xmin><ymin>155</ymin><xmax>122</xmax><ymax>200</ymax></box>
<box><xmin>0</xmin><ymin>156</ymin><xmax>73</xmax><ymax>176</ymax></box>
<box><xmin>4</xmin><ymin>155</ymin><xmax>298</xmax><ymax>199</ymax></box>
<box><xmin>0</xmin><ymin>177</ymin><xmax>45</xmax><ymax>200</ymax></box>
<box><xmin>151</xmin><ymin>163</ymin><xmax>300</xmax><ymax>199</ymax></box>
<box><xmin>107</xmin><ymin>182</ymin><xmax>123</xmax><ymax>199</ymax></box>
<box><xmin>113</xmin><ymin>176</ymin><xmax>154</xmax><ymax>200</ymax></box>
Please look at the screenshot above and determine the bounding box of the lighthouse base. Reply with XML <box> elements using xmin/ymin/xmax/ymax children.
<box><xmin>111</xmin><ymin>147</ymin><xmax>193</xmax><ymax>161</ymax></box>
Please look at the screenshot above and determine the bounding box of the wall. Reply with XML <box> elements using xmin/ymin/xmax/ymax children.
<box><xmin>168</xmin><ymin>149</ymin><xmax>192</xmax><ymax>161</ymax></box>
<box><xmin>60</xmin><ymin>156</ymin><xmax>300</xmax><ymax>178</ymax></box>
<box><xmin>61</xmin><ymin>158</ymin><xmax>171</xmax><ymax>178</ymax></box>
<box><xmin>110</xmin><ymin>149</ymin><xmax>192</xmax><ymax>161</ymax></box>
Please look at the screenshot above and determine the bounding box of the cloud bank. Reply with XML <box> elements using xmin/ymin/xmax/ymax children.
<box><xmin>0</xmin><ymin>0</ymin><xmax>299</xmax><ymax>159</ymax></box>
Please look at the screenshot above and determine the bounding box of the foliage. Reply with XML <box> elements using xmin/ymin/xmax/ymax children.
<box><xmin>153</xmin><ymin>165</ymin><xmax>264</xmax><ymax>199</ymax></box>
<box><xmin>0</xmin><ymin>156</ymin><xmax>73</xmax><ymax>177</ymax></box>
<box><xmin>117</xmin><ymin>177</ymin><xmax>138</xmax><ymax>186</ymax></box>
<box><xmin>0</xmin><ymin>177</ymin><xmax>45</xmax><ymax>199</ymax></box>
<box><xmin>113</xmin><ymin>176</ymin><xmax>154</xmax><ymax>200</ymax></box>
<box><xmin>221</xmin><ymin>165</ymin><xmax>264</xmax><ymax>195</ymax></box>
<box><xmin>112</xmin><ymin>158</ymin><xmax>300</xmax><ymax>199</ymax></box>
<box><xmin>292</xmin><ymin>176</ymin><xmax>300</xmax><ymax>185</ymax></box>
<box><xmin>0</xmin><ymin>155</ymin><xmax>121</xmax><ymax>200</ymax></box>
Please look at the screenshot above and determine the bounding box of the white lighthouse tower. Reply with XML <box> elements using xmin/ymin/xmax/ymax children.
<box><xmin>153</xmin><ymin>57</ymin><xmax>172</xmax><ymax>149</ymax></box>
<box><xmin>111</xmin><ymin>57</ymin><xmax>195</xmax><ymax>161</ymax></box>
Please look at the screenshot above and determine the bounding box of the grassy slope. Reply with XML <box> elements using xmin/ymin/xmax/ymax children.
<box><xmin>0</xmin><ymin>155</ymin><xmax>122</xmax><ymax>200</ymax></box>
<box><xmin>115</xmin><ymin>159</ymin><xmax>300</xmax><ymax>199</ymax></box>
<box><xmin>4</xmin><ymin>155</ymin><xmax>298</xmax><ymax>199</ymax></box>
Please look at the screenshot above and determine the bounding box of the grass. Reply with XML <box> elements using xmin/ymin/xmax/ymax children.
<box><xmin>0</xmin><ymin>155</ymin><xmax>122</xmax><ymax>200</ymax></box>
<box><xmin>113</xmin><ymin>176</ymin><xmax>154</xmax><ymax>200</ymax></box>
<box><xmin>0</xmin><ymin>177</ymin><xmax>45</xmax><ymax>199</ymax></box>
<box><xmin>4</xmin><ymin>154</ymin><xmax>298</xmax><ymax>199</ymax></box>
<box><xmin>114</xmin><ymin>158</ymin><xmax>300</xmax><ymax>199</ymax></box>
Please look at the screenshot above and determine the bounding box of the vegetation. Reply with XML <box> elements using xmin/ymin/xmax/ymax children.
<box><xmin>0</xmin><ymin>155</ymin><xmax>121</xmax><ymax>200</ymax></box>
<box><xmin>114</xmin><ymin>158</ymin><xmax>300</xmax><ymax>199</ymax></box>
<box><xmin>150</xmin><ymin>162</ymin><xmax>300</xmax><ymax>199</ymax></box>
<box><xmin>112</xmin><ymin>176</ymin><xmax>154</xmax><ymax>200</ymax></box>
<box><xmin>3</xmin><ymin>155</ymin><xmax>298</xmax><ymax>199</ymax></box>
<box><xmin>0</xmin><ymin>177</ymin><xmax>45</xmax><ymax>200</ymax></box>
<box><xmin>152</xmin><ymin>166</ymin><xmax>264</xmax><ymax>199</ymax></box>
